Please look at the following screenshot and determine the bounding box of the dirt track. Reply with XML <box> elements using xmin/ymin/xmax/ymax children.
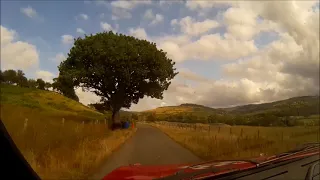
<box><xmin>90</xmin><ymin>123</ymin><xmax>202</xmax><ymax>180</ymax></box>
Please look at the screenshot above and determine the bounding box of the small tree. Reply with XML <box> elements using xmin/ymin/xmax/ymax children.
<box><xmin>16</xmin><ymin>70</ymin><xmax>28</xmax><ymax>87</ymax></box>
<box><xmin>2</xmin><ymin>69</ymin><xmax>17</xmax><ymax>84</ymax></box>
<box><xmin>27</xmin><ymin>79</ymin><xmax>38</xmax><ymax>88</ymax></box>
<box><xmin>44</xmin><ymin>82</ymin><xmax>52</xmax><ymax>90</ymax></box>
<box><xmin>36</xmin><ymin>78</ymin><xmax>46</xmax><ymax>90</ymax></box>
<box><xmin>52</xmin><ymin>76</ymin><xmax>79</xmax><ymax>101</ymax></box>
<box><xmin>59</xmin><ymin>31</ymin><xmax>178</xmax><ymax>127</ymax></box>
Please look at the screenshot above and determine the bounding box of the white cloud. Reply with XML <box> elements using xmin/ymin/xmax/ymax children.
<box><xmin>143</xmin><ymin>9</ymin><xmax>164</xmax><ymax>25</ymax></box>
<box><xmin>150</xmin><ymin>14</ymin><xmax>164</xmax><ymax>25</ymax></box>
<box><xmin>75</xmin><ymin>88</ymin><xmax>100</xmax><ymax>105</ymax></box>
<box><xmin>76</xmin><ymin>28</ymin><xmax>85</xmax><ymax>34</ymax></box>
<box><xmin>159</xmin><ymin>0</ymin><xmax>184</xmax><ymax>6</ymax></box>
<box><xmin>178</xmin><ymin>68</ymin><xmax>209</xmax><ymax>82</ymax></box>
<box><xmin>111</xmin><ymin>8</ymin><xmax>132</xmax><ymax>20</ymax></box>
<box><xmin>36</xmin><ymin>70</ymin><xmax>55</xmax><ymax>82</ymax></box>
<box><xmin>130</xmin><ymin>0</ymin><xmax>319</xmax><ymax>111</ymax></box>
<box><xmin>20</xmin><ymin>6</ymin><xmax>38</xmax><ymax>18</ymax></box>
<box><xmin>0</xmin><ymin>26</ymin><xmax>39</xmax><ymax>71</ymax></box>
<box><xmin>100</xmin><ymin>22</ymin><xmax>117</xmax><ymax>32</ymax></box>
<box><xmin>110</xmin><ymin>1</ymin><xmax>151</xmax><ymax>20</ymax></box>
<box><xmin>143</xmin><ymin>9</ymin><xmax>154</xmax><ymax>20</ymax></box>
<box><xmin>111</xmin><ymin>0</ymin><xmax>152</xmax><ymax>10</ymax></box>
<box><xmin>50</xmin><ymin>53</ymin><xmax>66</xmax><ymax>63</ymax></box>
<box><xmin>78</xmin><ymin>13</ymin><xmax>89</xmax><ymax>20</ymax></box>
<box><xmin>172</xmin><ymin>16</ymin><xmax>220</xmax><ymax>36</ymax></box>
<box><xmin>129</xmin><ymin>27</ymin><xmax>148</xmax><ymax>40</ymax></box>
<box><xmin>155</xmin><ymin>33</ymin><xmax>257</xmax><ymax>62</ymax></box>
<box><xmin>61</xmin><ymin>35</ymin><xmax>74</xmax><ymax>44</ymax></box>
<box><xmin>186</xmin><ymin>1</ymin><xmax>233</xmax><ymax>10</ymax></box>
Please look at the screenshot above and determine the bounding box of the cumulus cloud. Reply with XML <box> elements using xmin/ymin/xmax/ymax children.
<box><xmin>171</xmin><ymin>16</ymin><xmax>220</xmax><ymax>36</ymax></box>
<box><xmin>0</xmin><ymin>26</ymin><xmax>39</xmax><ymax>71</ymax></box>
<box><xmin>130</xmin><ymin>0</ymin><xmax>320</xmax><ymax>111</ymax></box>
<box><xmin>75</xmin><ymin>88</ymin><xmax>100</xmax><ymax>105</ymax></box>
<box><xmin>61</xmin><ymin>35</ymin><xmax>74</xmax><ymax>44</ymax></box>
<box><xmin>76</xmin><ymin>28</ymin><xmax>85</xmax><ymax>34</ymax></box>
<box><xmin>20</xmin><ymin>6</ymin><xmax>38</xmax><ymax>18</ymax></box>
<box><xmin>143</xmin><ymin>9</ymin><xmax>164</xmax><ymax>25</ymax></box>
<box><xmin>155</xmin><ymin>33</ymin><xmax>257</xmax><ymax>62</ymax></box>
<box><xmin>111</xmin><ymin>0</ymin><xmax>152</xmax><ymax>10</ymax></box>
<box><xmin>50</xmin><ymin>53</ymin><xmax>66</xmax><ymax>63</ymax></box>
<box><xmin>110</xmin><ymin>0</ymin><xmax>151</xmax><ymax>20</ymax></box>
<box><xmin>100</xmin><ymin>22</ymin><xmax>118</xmax><ymax>32</ymax></box>
<box><xmin>36</xmin><ymin>70</ymin><xmax>55</xmax><ymax>82</ymax></box>
<box><xmin>128</xmin><ymin>27</ymin><xmax>148</xmax><ymax>40</ymax></box>
<box><xmin>77</xmin><ymin>13</ymin><xmax>89</xmax><ymax>20</ymax></box>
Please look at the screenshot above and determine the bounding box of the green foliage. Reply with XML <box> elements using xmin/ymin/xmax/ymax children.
<box><xmin>16</xmin><ymin>70</ymin><xmax>29</xmax><ymax>87</ymax></box>
<box><xmin>52</xmin><ymin>76</ymin><xmax>79</xmax><ymax>102</ymax></box>
<box><xmin>27</xmin><ymin>79</ymin><xmax>38</xmax><ymax>88</ymax></box>
<box><xmin>45</xmin><ymin>82</ymin><xmax>52</xmax><ymax>90</ymax></box>
<box><xmin>2</xmin><ymin>69</ymin><xmax>18</xmax><ymax>84</ymax></box>
<box><xmin>88</xmin><ymin>102</ymin><xmax>111</xmax><ymax>113</ymax></box>
<box><xmin>59</xmin><ymin>31</ymin><xmax>178</xmax><ymax>124</ymax></box>
<box><xmin>36</xmin><ymin>78</ymin><xmax>46</xmax><ymax>90</ymax></box>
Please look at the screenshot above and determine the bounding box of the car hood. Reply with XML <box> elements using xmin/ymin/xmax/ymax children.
<box><xmin>103</xmin><ymin>149</ymin><xmax>319</xmax><ymax>180</ymax></box>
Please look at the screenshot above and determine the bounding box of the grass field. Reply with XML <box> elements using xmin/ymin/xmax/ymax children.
<box><xmin>0</xmin><ymin>84</ymin><xmax>135</xmax><ymax>179</ymax></box>
<box><xmin>150</xmin><ymin>121</ymin><xmax>320</xmax><ymax>161</ymax></box>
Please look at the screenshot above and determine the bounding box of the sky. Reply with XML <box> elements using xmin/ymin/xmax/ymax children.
<box><xmin>1</xmin><ymin>0</ymin><xmax>319</xmax><ymax>111</ymax></box>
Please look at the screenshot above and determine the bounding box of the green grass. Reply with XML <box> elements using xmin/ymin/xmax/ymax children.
<box><xmin>0</xmin><ymin>84</ymin><xmax>135</xmax><ymax>179</ymax></box>
<box><xmin>0</xmin><ymin>84</ymin><xmax>104</xmax><ymax>120</ymax></box>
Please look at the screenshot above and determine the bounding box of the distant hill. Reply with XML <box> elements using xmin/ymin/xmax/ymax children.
<box><xmin>141</xmin><ymin>96</ymin><xmax>319</xmax><ymax>125</ymax></box>
<box><xmin>223</xmin><ymin>96</ymin><xmax>320</xmax><ymax>116</ymax></box>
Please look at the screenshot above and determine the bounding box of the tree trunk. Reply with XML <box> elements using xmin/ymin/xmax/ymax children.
<box><xmin>111</xmin><ymin>110</ymin><xmax>120</xmax><ymax>130</ymax></box>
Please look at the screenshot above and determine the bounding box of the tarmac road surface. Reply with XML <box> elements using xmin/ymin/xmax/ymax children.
<box><xmin>90</xmin><ymin>123</ymin><xmax>202</xmax><ymax>180</ymax></box>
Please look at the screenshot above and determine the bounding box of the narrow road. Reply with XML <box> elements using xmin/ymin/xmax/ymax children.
<box><xmin>90</xmin><ymin>123</ymin><xmax>202</xmax><ymax>180</ymax></box>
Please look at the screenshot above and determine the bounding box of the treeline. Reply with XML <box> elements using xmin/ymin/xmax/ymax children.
<box><xmin>0</xmin><ymin>69</ymin><xmax>79</xmax><ymax>102</ymax></box>
<box><xmin>142</xmin><ymin>111</ymin><xmax>319</xmax><ymax>127</ymax></box>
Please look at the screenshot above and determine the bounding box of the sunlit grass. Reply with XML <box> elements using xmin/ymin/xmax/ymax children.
<box><xmin>150</xmin><ymin>121</ymin><xmax>320</xmax><ymax>160</ymax></box>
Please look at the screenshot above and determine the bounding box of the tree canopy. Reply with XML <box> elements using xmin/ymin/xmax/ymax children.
<box><xmin>52</xmin><ymin>75</ymin><xmax>79</xmax><ymax>102</ymax></box>
<box><xmin>59</xmin><ymin>31</ymin><xmax>178</xmax><ymax>124</ymax></box>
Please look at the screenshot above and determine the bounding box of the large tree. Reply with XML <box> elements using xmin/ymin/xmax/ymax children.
<box><xmin>59</xmin><ymin>31</ymin><xmax>178</xmax><ymax>126</ymax></box>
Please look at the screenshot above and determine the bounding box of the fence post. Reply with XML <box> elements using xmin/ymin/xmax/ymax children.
<box><xmin>62</xmin><ymin>118</ymin><xmax>65</xmax><ymax>127</ymax></box>
<box><xmin>240</xmin><ymin>128</ymin><xmax>243</xmax><ymax>137</ymax></box>
<box><xmin>218</xmin><ymin>126</ymin><xmax>221</xmax><ymax>133</ymax></box>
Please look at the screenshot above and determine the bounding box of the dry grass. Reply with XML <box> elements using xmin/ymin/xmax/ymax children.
<box><xmin>144</xmin><ymin>106</ymin><xmax>194</xmax><ymax>115</ymax></box>
<box><xmin>150</xmin><ymin>121</ymin><xmax>320</xmax><ymax>161</ymax></box>
<box><xmin>0</xmin><ymin>85</ymin><xmax>136</xmax><ymax>179</ymax></box>
<box><xmin>1</xmin><ymin>104</ymin><xmax>136</xmax><ymax>179</ymax></box>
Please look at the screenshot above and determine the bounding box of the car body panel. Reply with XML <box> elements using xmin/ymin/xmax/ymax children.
<box><xmin>103</xmin><ymin>148</ymin><xmax>319</xmax><ymax>180</ymax></box>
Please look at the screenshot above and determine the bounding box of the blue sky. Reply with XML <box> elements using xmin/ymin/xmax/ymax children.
<box><xmin>2</xmin><ymin>1</ymin><xmax>317</xmax><ymax>110</ymax></box>
<box><xmin>0</xmin><ymin>0</ymin><xmax>244</xmax><ymax>80</ymax></box>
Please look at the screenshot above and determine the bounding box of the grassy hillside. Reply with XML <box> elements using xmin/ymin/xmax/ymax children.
<box><xmin>141</xmin><ymin>96</ymin><xmax>319</xmax><ymax>126</ymax></box>
<box><xmin>224</xmin><ymin>96</ymin><xmax>320</xmax><ymax>115</ymax></box>
<box><xmin>0</xmin><ymin>84</ymin><xmax>104</xmax><ymax>121</ymax></box>
<box><xmin>0</xmin><ymin>84</ymin><xmax>135</xmax><ymax>179</ymax></box>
